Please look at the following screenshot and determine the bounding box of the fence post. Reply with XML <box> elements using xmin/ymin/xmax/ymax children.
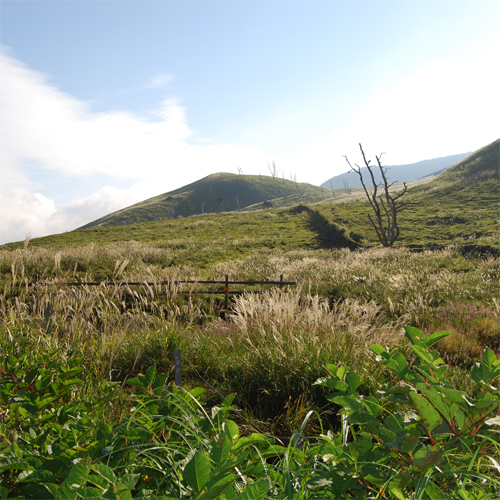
<box><xmin>174</xmin><ymin>349</ymin><xmax>182</xmax><ymax>388</ymax></box>
<box><xmin>45</xmin><ymin>301</ymin><xmax>51</xmax><ymax>335</ymax></box>
<box><xmin>224</xmin><ymin>274</ymin><xmax>229</xmax><ymax>310</ymax></box>
<box><xmin>280</xmin><ymin>274</ymin><xmax>284</xmax><ymax>289</ymax></box>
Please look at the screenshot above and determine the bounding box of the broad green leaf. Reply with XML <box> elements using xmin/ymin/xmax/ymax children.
<box><xmin>362</xmin><ymin>396</ymin><xmax>382</xmax><ymax>417</ymax></box>
<box><xmin>231</xmin><ymin>433</ymin><xmax>268</xmax><ymax>454</ymax></box>
<box><xmin>152</xmin><ymin>372</ymin><xmax>168</xmax><ymax>395</ymax></box>
<box><xmin>108</xmin><ymin>485</ymin><xmax>134</xmax><ymax>499</ymax></box>
<box><xmin>210</xmin><ymin>432</ymin><xmax>232</xmax><ymax>466</ymax></box>
<box><xmin>471</xmin><ymin>348</ymin><xmax>500</xmax><ymax>386</ymax></box>
<box><xmin>225</xmin><ymin>420</ymin><xmax>239</xmax><ymax>444</ymax></box>
<box><xmin>56</xmin><ymin>478</ymin><xmax>78</xmax><ymax>500</ymax></box>
<box><xmin>436</xmin><ymin>386</ymin><xmax>468</xmax><ymax>405</ymax></box>
<box><xmin>75</xmin><ymin>486</ymin><xmax>103</xmax><ymax>498</ymax></box>
<box><xmin>346</xmin><ymin>372</ymin><xmax>362</xmax><ymax>393</ymax></box>
<box><xmin>239</xmin><ymin>479</ymin><xmax>269</xmax><ymax>500</ymax></box>
<box><xmin>197</xmin><ymin>473</ymin><xmax>235</xmax><ymax>499</ymax></box>
<box><xmin>318</xmin><ymin>378</ymin><xmax>348</xmax><ymax>392</ymax></box>
<box><xmin>86</xmin><ymin>473</ymin><xmax>109</xmax><ymax>490</ymax></box>
<box><xmin>370</xmin><ymin>343</ymin><xmax>390</xmax><ymax>359</ymax></box>
<box><xmin>21</xmin><ymin>483</ymin><xmax>59</xmax><ymax>500</ymax></box>
<box><xmin>425</xmin><ymin>330</ymin><xmax>453</xmax><ymax>349</ymax></box>
<box><xmin>336</xmin><ymin>365</ymin><xmax>348</xmax><ymax>380</ymax></box>
<box><xmin>35</xmin><ymin>374</ymin><xmax>53</xmax><ymax>392</ymax></box>
<box><xmin>361</xmin><ymin>465</ymin><xmax>387</xmax><ymax>485</ymax></box>
<box><xmin>222</xmin><ymin>393</ymin><xmax>235</xmax><ymax>407</ymax></box>
<box><xmin>116</xmin><ymin>473</ymin><xmax>140</xmax><ymax>490</ymax></box>
<box><xmin>221</xmin><ymin>486</ymin><xmax>238</xmax><ymax>500</ymax></box>
<box><xmin>409</xmin><ymin>392</ymin><xmax>442</xmax><ymax>434</ymax></box>
<box><xmin>126</xmin><ymin>376</ymin><xmax>148</xmax><ymax>390</ymax></box>
<box><xmin>389</xmin><ymin>487</ymin><xmax>407</xmax><ymax>500</ymax></box>
<box><xmin>189</xmin><ymin>387</ymin><xmax>207</xmax><ymax>399</ymax></box>
<box><xmin>387</xmin><ymin>352</ymin><xmax>409</xmax><ymax>379</ymax></box>
<box><xmin>184</xmin><ymin>452</ymin><xmax>211</xmax><ymax>494</ymax></box>
<box><xmin>449</xmin><ymin>403</ymin><xmax>467</xmax><ymax>432</ymax></box>
<box><xmin>349</xmin><ymin>410</ymin><xmax>380</xmax><ymax>431</ymax></box>
<box><xmin>421</xmin><ymin>480</ymin><xmax>445</xmax><ymax>500</ymax></box>
<box><xmin>410</xmin><ymin>345</ymin><xmax>435</xmax><ymax>365</ymax></box>
<box><xmin>331</xmin><ymin>395</ymin><xmax>363</xmax><ymax>411</ymax></box>
<box><xmin>10</xmin><ymin>441</ymin><xmax>23</xmax><ymax>458</ymax></box>
<box><xmin>401</xmin><ymin>430</ymin><xmax>420</xmax><ymax>455</ymax></box>
<box><xmin>411</xmin><ymin>444</ymin><xmax>441</xmax><ymax>469</ymax></box>
<box><xmin>91</xmin><ymin>464</ymin><xmax>117</xmax><ymax>485</ymax></box>
<box><xmin>384</xmin><ymin>414</ymin><xmax>405</xmax><ymax>435</ymax></box>
<box><xmin>417</xmin><ymin>384</ymin><xmax>453</xmax><ymax>424</ymax></box>
<box><xmin>404</xmin><ymin>327</ymin><xmax>427</xmax><ymax>348</ymax></box>
<box><xmin>347</xmin><ymin>437</ymin><xmax>375</xmax><ymax>462</ymax></box>
<box><xmin>143</xmin><ymin>364</ymin><xmax>157</xmax><ymax>387</ymax></box>
<box><xmin>17</xmin><ymin>469</ymin><xmax>56</xmax><ymax>483</ymax></box>
<box><xmin>61</xmin><ymin>378</ymin><xmax>84</xmax><ymax>387</ymax></box>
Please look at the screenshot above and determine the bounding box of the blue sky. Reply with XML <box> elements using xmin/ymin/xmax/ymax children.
<box><xmin>1</xmin><ymin>0</ymin><xmax>499</xmax><ymax>244</ymax></box>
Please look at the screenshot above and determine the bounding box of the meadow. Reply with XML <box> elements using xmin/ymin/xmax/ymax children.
<box><xmin>2</xmin><ymin>240</ymin><xmax>500</xmax><ymax>498</ymax></box>
<box><xmin>1</xmin><ymin>139</ymin><xmax>499</xmax><ymax>498</ymax></box>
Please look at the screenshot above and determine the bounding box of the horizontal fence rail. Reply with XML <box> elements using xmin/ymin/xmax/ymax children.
<box><xmin>8</xmin><ymin>274</ymin><xmax>297</xmax><ymax>309</ymax></box>
<box><xmin>11</xmin><ymin>275</ymin><xmax>296</xmax><ymax>288</ymax></box>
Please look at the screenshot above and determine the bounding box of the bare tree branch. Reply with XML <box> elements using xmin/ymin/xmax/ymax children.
<box><xmin>344</xmin><ymin>144</ymin><xmax>408</xmax><ymax>247</ymax></box>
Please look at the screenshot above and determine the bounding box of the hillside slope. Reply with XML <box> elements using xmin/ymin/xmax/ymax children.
<box><xmin>79</xmin><ymin>173</ymin><xmax>331</xmax><ymax>229</ymax></box>
<box><xmin>321</xmin><ymin>152</ymin><xmax>471</xmax><ymax>190</ymax></box>
<box><xmin>315</xmin><ymin>138</ymin><xmax>499</xmax><ymax>252</ymax></box>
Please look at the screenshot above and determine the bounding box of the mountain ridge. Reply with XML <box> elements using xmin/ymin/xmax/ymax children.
<box><xmin>321</xmin><ymin>152</ymin><xmax>471</xmax><ymax>190</ymax></box>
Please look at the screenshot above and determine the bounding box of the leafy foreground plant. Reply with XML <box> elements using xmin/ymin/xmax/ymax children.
<box><xmin>1</xmin><ymin>328</ymin><xmax>500</xmax><ymax>499</ymax></box>
<box><xmin>0</xmin><ymin>352</ymin><xmax>277</xmax><ymax>500</ymax></box>
<box><xmin>312</xmin><ymin>327</ymin><xmax>500</xmax><ymax>499</ymax></box>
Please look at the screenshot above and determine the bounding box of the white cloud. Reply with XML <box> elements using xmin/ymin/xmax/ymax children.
<box><xmin>0</xmin><ymin>48</ymin><xmax>270</xmax><ymax>244</ymax></box>
<box><xmin>147</xmin><ymin>74</ymin><xmax>174</xmax><ymax>89</ymax></box>
<box><xmin>1</xmin><ymin>187</ymin><xmax>58</xmax><ymax>244</ymax></box>
<box><xmin>0</xmin><ymin>182</ymin><xmax>159</xmax><ymax>244</ymax></box>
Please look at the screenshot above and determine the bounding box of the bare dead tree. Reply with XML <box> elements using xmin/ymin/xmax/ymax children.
<box><xmin>329</xmin><ymin>179</ymin><xmax>336</xmax><ymax>198</ymax></box>
<box><xmin>268</xmin><ymin>161</ymin><xmax>278</xmax><ymax>180</ymax></box>
<box><xmin>344</xmin><ymin>144</ymin><xmax>407</xmax><ymax>247</ymax></box>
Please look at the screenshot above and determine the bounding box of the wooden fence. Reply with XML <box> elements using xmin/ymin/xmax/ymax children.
<box><xmin>12</xmin><ymin>274</ymin><xmax>296</xmax><ymax>310</ymax></box>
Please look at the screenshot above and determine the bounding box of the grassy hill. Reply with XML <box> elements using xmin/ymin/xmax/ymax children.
<box><xmin>79</xmin><ymin>173</ymin><xmax>333</xmax><ymax>229</ymax></box>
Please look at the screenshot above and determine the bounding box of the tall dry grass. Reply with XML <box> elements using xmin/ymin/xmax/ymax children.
<box><xmin>1</xmin><ymin>244</ymin><xmax>498</xmax><ymax>425</ymax></box>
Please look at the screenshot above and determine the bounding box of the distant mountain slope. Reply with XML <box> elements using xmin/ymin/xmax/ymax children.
<box><xmin>435</xmin><ymin>139</ymin><xmax>499</xmax><ymax>183</ymax></box>
<box><xmin>321</xmin><ymin>152</ymin><xmax>471</xmax><ymax>190</ymax></box>
<box><xmin>409</xmin><ymin>138</ymin><xmax>499</xmax><ymax>197</ymax></box>
<box><xmin>79</xmin><ymin>173</ymin><xmax>331</xmax><ymax>229</ymax></box>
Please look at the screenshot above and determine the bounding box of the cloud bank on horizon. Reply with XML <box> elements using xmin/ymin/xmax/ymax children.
<box><xmin>1</xmin><ymin>2</ymin><xmax>499</xmax><ymax>245</ymax></box>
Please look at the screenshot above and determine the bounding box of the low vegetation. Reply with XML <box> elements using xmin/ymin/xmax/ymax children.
<box><xmin>2</xmin><ymin>322</ymin><xmax>499</xmax><ymax>499</ymax></box>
